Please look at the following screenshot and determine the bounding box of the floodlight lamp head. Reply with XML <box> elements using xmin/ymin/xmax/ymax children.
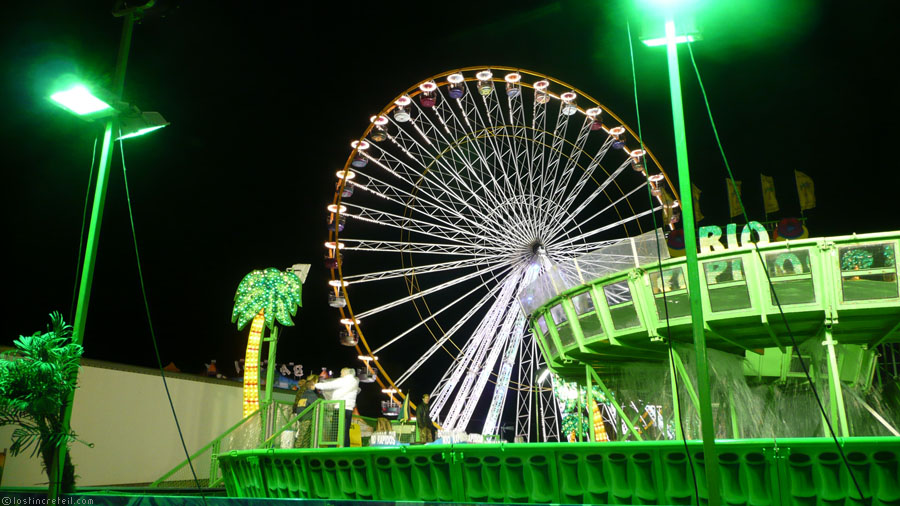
<box><xmin>116</xmin><ymin>110</ymin><xmax>169</xmax><ymax>140</ymax></box>
<box><xmin>49</xmin><ymin>84</ymin><xmax>117</xmax><ymax>119</ymax></box>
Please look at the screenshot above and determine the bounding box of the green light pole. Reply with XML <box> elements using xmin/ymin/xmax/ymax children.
<box><xmin>52</xmin><ymin>10</ymin><xmax>137</xmax><ymax>499</ymax></box>
<box><xmin>660</xmin><ymin>15</ymin><xmax>722</xmax><ymax>505</ymax></box>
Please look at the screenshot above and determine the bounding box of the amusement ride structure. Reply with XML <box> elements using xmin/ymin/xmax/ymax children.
<box><xmin>324</xmin><ymin>67</ymin><xmax>680</xmax><ymax>440</ymax></box>
<box><xmin>213</xmin><ymin>62</ymin><xmax>900</xmax><ymax>503</ymax></box>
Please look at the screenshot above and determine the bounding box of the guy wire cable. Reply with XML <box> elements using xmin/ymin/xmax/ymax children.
<box><xmin>118</xmin><ymin>136</ymin><xmax>209</xmax><ymax>504</ymax></box>
<box><xmin>627</xmin><ymin>19</ymin><xmax>700</xmax><ymax>501</ymax></box>
<box><xmin>69</xmin><ymin>137</ymin><xmax>99</xmax><ymax>323</ymax></box>
<box><xmin>684</xmin><ymin>40</ymin><xmax>867</xmax><ymax>501</ymax></box>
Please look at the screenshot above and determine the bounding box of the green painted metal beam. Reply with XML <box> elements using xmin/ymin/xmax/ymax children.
<box><xmin>663</xmin><ymin>16</ymin><xmax>721</xmax><ymax>505</ymax></box>
<box><xmin>585</xmin><ymin>365</ymin><xmax>643</xmax><ymax>441</ymax></box>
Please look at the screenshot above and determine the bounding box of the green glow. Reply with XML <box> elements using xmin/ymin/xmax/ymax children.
<box><xmin>641</xmin><ymin>34</ymin><xmax>697</xmax><ymax>46</ymax></box>
<box><xmin>232</xmin><ymin>268</ymin><xmax>303</xmax><ymax>330</ymax></box>
<box><xmin>116</xmin><ymin>124</ymin><xmax>167</xmax><ymax>140</ymax></box>
<box><xmin>49</xmin><ymin>85</ymin><xmax>112</xmax><ymax>116</ymax></box>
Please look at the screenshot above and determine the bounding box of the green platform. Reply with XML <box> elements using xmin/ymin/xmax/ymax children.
<box><xmin>529</xmin><ymin>232</ymin><xmax>900</xmax><ymax>374</ymax></box>
<box><xmin>217</xmin><ymin>439</ymin><xmax>900</xmax><ymax>503</ymax></box>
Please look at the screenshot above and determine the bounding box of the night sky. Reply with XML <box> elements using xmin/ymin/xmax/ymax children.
<box><xmin>2</xmin><ymin>1</ymin><xmax>897</xmax><ymax>418</ymax></box>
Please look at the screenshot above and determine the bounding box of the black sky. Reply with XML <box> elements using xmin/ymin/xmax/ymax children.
<box><xmin>2</xmin><ymin>1</ymin><xmax>898</xmax><ymax>416</ymax></box>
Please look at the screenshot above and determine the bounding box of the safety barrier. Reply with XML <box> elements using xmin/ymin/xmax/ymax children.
<box><xmin>216</xmin><ymin>437</ymin><xmax>900</xmax><ymax>503</ymax></box>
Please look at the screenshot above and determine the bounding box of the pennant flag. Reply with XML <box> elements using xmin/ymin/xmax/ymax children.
<box><xmin>726</xmin><ymin>179</ymin><xmax>743</xmax><ymax>218</ymax></box>
<box><xmin>795</xmin><ymin>170</ymin><xmax>815</xmax><ymax>210</ymax></box>
<box><xmin>761</xmin><ymin>174</ymin><xmax>779</xmax><ymax>214</ymax></box>
<box><xmin>399</xmin><ymin>394</ymin><xmax>411</xmax><ymax>422</ymax></box>
<box><xmin>691</xmin><ymin>183</ymin><xmax>703</xmax><ymax>222</ymax></box>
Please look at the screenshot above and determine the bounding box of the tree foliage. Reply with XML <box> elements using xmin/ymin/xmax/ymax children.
<box><xmin>0</xmin><ymin>311</ymin><xmax>82</xmax><ymax>490</ymax></box>
<box><xmin>232</xmin><ymin>268</ymin><xmax>303</xmax><ymax>330</ymax></box>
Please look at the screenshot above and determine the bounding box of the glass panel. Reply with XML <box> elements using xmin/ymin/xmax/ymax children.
<box><xmin>765</xmin><ymin>249</ymin><xmax>815</xmax><ymax>305</ymax></box>
<box><xmin>536</xmin><ymin>315</ymin><xmax>562</xmax><ymax>357</ymax></box>
<box><xmin>650</xmin><ymin>267</ymin><xmax>687</xmax><ymax>293</ymax></box>
<box><xmin>704</xmin><ymin>257</ymin><xmax>752</xmax><ymax>312</ymax></box>
<box><xmin>839</xmin><ymin>243</ymin><xmax>899</xmax><ymax>301</ymax></box>
<box><xmin>537</xmin><ymin>315</ymin><xmax>549</xmax><ymax>334</ymax></box>
<box><xmin>649</xmin><ymin>267</ymin><xmax>690</xmax><ymax>318</ymax></box>
<box><xmin>572</xmin><ymin>292</ymin><xmax>595</xmax><ymax>315</ymax></box>
<box><xmin>609</xmin><ymin>305</ymin><xmax>641</xmax><ymax>329</ymax></box>
<box><xmin>604</xmin><ymin>281</ymin><xmax>633</xmax><ymax>306</ymax></box>
<box><xmin>603</xmin><ymin>281</ymin><xmax>641</xmax><ymax>330</ymax></box>
<box><xmin>557</xmin><ymin>326</ymin><xmax>577</xmax><ymax>348</ymax></box>
<box><xmin>578</xmin><ymin>313</ymin><xmax>603</xmax><ymax>337</ymax></box>
<box><xmin>550</xmin><ymin>303</ymin><xmax>568</xmax><ymax>325</ymax></box>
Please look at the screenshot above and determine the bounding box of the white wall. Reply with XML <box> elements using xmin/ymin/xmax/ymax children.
<box><xmin>0</xmin><ymin>359</ymin><xmax>292</xmax><ymax>487</ymax></box>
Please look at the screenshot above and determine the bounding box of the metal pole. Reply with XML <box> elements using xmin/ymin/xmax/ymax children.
<box><xmin>663</xmin><ymin>16</ymin><xmax>722</xmax><ymax>505</ymax></box>
<box><xmin>53</xmin><ymin>13</ymin><xmax>135</xmax><ymax>499</ymax></box>
<box><xmin>262</xmin><ymin>326</ymin><xmax>280</xmax><ymax>442</ymax></box>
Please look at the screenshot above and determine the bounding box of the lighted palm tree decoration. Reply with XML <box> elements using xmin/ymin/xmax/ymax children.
<box><xmin>232</xmin><ymin>268</ymin><xmax>302</xmax><ymax>418</ymax></box>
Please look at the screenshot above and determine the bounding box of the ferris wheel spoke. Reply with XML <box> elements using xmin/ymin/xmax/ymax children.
<box><xmin>551</xmin><ymin>135</ymin><xmax>616</xmax><ymax>227</ymax></box>
<box><xmin>430</xmin><ymin>269</ymin><xmax>524</xmax><ymax>419</ymax></box>
<box><xmin>475</xmin><ymin>112</ymin><xmax>529</xmax><ymax>228</ymax></box>
<box><xmin>370</xmin><ymin>262</ymin><xmax>515</xmax><ymax>357</ymax></box>
<box><xmin>401</xmin><ymin>105</ymin><xmax>501</xmax><ymax>215</ymax></box>
<box><xmin>553</xmin><ymin>238</ymin><xmax>624</xmax><ymax>256</ymax></box>
<box><xmin>452</xmin><ymin>88</ymin><xmax>522</xmax><ymax>213</ymax></box>
<box><xmin>354</xmin><ymin>260</ymin><xmax>518</xmax><ymax>320</ymax></box>
<box><xmin>552</xmin><ymin>202</ymin><xmax>660</xmax><ymax>250</ymax></box>
<box><xmin>531</xmin><ymin>105</ymin><xmax>573</xmax><ymax>241</ymax></box>
<box><xmin>359</xmin><ymin>147</ymin><xmax>473</xmax><ymax>227</ymax></box>
<box><xmin>505</xmin><ymin>93</ymin><xmax>539</xmax><ymax>240</ymax></box>
<box><xmin>548</xmin><ymin>176</ymin><xmax>649</xmax><ymax>246</ymax></box>
<box><xmin>412</xmin><ymin>99</ymin><xmax>503</xmax><ymax>212</ymax></box>
<box><xmin>343</xmin><ymin>202</ymin><xmax>494</xmax><ymax>246</ymax></box>
<box><xmin>347</xmin><ymin>170</ymin><xmax>499</xmax><ymax>239</ymax></box>
<box><xmin>542</xmin><ymin>117</ymin><xmax>593</xmax><ymax>224</ymax></box>
<box><xmin>453</xmin><ymin>298</ymin><xmax>524</xmax><ymax>430</ymax></box>
<box><xmin>340</xmin><ymin>238</ymin><xmax>507</xmax><ymax>257</ymax></box>
<box><xmin>439</xmin><ymin>270</ymin><xmax>525</xmax><ymax>429</ymax></box>
<box><xmin>543</xmin><ymin>158</ymin><xmax>636</xmax><ymax>242</ymax></box>
<box><xmin>390</xmin><ymin>266</ymin><xmax>516</xmax><ymax>385</ymax></box>
<box><xmin>343</xmin><ymin>257</ymin><xmax>503</xmax><ymax>285</ymax></box>
<box><xmin>382</xmin><ymin>129</ymin><xmax>485</xmax><ymax>220</ymax></box>
<box><xmin>530</xmin><ymin>91</ymin><xmax>548</xmax><ymax>199</ymax></box>
<box><xmin>361</xmin><ymin>145</ymin><xmax>501</xmax><ymax>234</ymax></box>
<box><xmin>429</xmin><ymin>100</ymin><xmax>507</xmax><ymax>212</ymax></box>
<box><xmin>480</xmin><ymin>88</ymin><xmax>540</xmax><ymax>241</ymax></box>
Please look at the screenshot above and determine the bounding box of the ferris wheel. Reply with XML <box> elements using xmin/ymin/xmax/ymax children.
<box><xmin>325</xmin><ymin>66</ymin><xmax>678</xmax><ymax>438</ymax></box>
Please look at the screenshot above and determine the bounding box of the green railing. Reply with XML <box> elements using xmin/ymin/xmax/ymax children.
<box><xmin>149</xmin><ymin>410</ymin><xmax>261</xmax><ymax>488</ymax></box>
<box><xmin>216</xmin><ymin>437</ymin><xmax>900</xmax><ymax>502</ymax></box>
<box><xmin>150</xmin><ymin>399</ymin><xmax>346</xmax><ymax>488</ymax></box>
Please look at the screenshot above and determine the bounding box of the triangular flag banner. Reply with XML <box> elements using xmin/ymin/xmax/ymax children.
<box><xmin>727</xmin><ymin>179</ymin><xmax>743</xmax><ymax>218</ymax></box>
<box><xmin>795</xmin><ymin>170</ymin><xmax>815</xmax><ymax>210</ymax></box>
<box><xmin>691</xmin><ymin>183</ymin><xmax>704</xmax><ymax>222</ymax></box>
<box><xmin>761</xmin><ymin>174</ymin><xmax>779</xmax><ymax>214</ymax></box>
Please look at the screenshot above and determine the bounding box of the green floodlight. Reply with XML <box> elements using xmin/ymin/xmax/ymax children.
<box><xmin>642</xmin><ymin>33</ymin><xmax>700</xmax><ymax>46</ymax></box>
<box><xmin>49</xmin><ymin>84</ymin><xmax>114</xmax><ymax>116</ymax></box>
<box><xmin>116</xmin><ymin>110</ymin><xmax>169</xmax><ymax>140</ymax></box>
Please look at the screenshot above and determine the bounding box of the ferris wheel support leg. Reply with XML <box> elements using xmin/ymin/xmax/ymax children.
<box><xmin>664</xmin><ymin>15</ymin><xmax>722</xmax><ymax>506</ymax></box>
<box><xmin>584</xmin><ymin>364</ymin><xmax>596</xmax><ymax>443</ymax></box>
<box><xmin>585</xmin><ymin>365</ymin><xmax>643</xmax><ymax>442</ymax></box>
<box><xmin>822</xmin><ymin>326</ymin><xmax>850</xmax><ymax>438</ymax></box>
